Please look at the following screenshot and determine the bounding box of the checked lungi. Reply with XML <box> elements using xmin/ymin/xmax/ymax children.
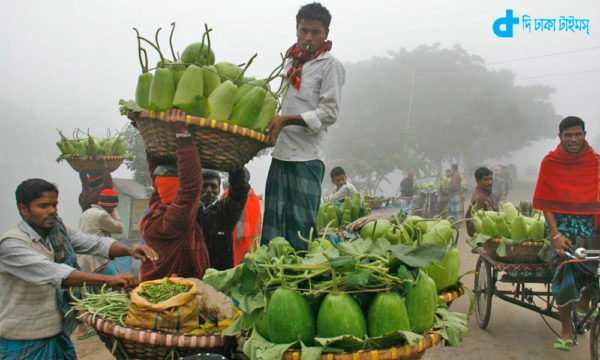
<box><xmin>0</xmin><ymin>332</ymin><xmax>76</xmax><ymax>360</ymax></box>
<box><xmin>550</xmin><ymin>214</ymin><xmax>599</xmax><ymax>307</ymax></box>
<box><xmin>261</xmin><ymin>158</ymin><xmax>325</xmax><ymax>251</ymax></box>
<box><xmin>447</xmin><ymin>194</ymin><xmax>463</xmax><ymax>220</ymax></box>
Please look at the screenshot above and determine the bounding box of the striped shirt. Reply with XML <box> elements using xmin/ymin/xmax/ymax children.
<box><xmin>0</xmin><ymin>220</ymin><xmax>114</xmax><ymax>287</ymax></box>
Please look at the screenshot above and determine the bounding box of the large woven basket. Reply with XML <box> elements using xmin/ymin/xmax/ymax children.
<box><xmin>364</xmin><ymin>197</ymin><xmax>385</xmax><ymax>210</ymax></box>
<box><xmin>65</xmin><ymin>155</ymin><xmax>125</xmax><ymax>173</ymax></box>
<box><xmin>80</xmin><ymin>314</ymin><xmax>235</xmax><ymax>360</ymax></box>
<box><xmin>438</xmin><ymin>282</ymin><xmax>465</xmax><ymax>305</ymax></box>
<box><xmin>129</xmin><ymin>111</ymin><xmax>270</xmax><ymax>172</ymax></box>
<box><xmin>282</xmin><ymin>332</ymin><xmax>441</xmax><ymax>360</ymax></box>
<box><xmin>483</xmin><ymin>238</ymin><xmax>546</xmax><ymax>264</ymax></box>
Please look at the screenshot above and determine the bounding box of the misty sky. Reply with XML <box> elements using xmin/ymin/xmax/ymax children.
<box><xmin>1</xmin><ymin>0</ymin><xmax>598</xmax><ymax>229</ymax></box>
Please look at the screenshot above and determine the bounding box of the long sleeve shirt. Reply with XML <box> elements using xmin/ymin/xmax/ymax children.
<box><xmin>0</xmin><ymin>219</ymin><xmax>114</xmax><ymax>287</ymax></box>
<box><xmin>79</xmin><ymin>205</ymin><xmax>124</xmax><ymax>237</ymax></box>
<box><xmin>139</xmin><ymin>137</ymin><xmax>210</xmax><ymax>281</ymax></box>
<box><xmin>465</xmin><ymin>187</ymin><xmax>498</xmax><ymax>237</ymax></box>
<box><xmin>324</xmin><ymin>183</ymin><xmax>359</xmax><ymax>203</ymax></box>
<box><xmin>198</xmin><ymin>169</ymin><xmax>249</xmax><ymax>271</ymax></box>
<box><xmin>273</xmin><ymin>51</ymin><xmax>345</xmax><ymax>162</ymax></box>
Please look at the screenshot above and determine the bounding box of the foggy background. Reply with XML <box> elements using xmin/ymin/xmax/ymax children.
<box><xmin>1</xmin><ymin>0</ymin><xmax>598</xmax><ymax>230</ymax></box>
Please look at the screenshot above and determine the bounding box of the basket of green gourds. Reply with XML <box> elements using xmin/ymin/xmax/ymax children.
<box><xmin>55</xmin><ymin>129</ymin><xmax>128</xmax><ymax>173</ymax></box>
<box><xmin>120</xmin><ymin>23</ymin><xmax>284</xmax><ymax>172</ymax></box>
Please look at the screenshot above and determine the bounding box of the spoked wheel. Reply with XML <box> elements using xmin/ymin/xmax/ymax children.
<box><xmin>474</xmin><ymin>256</ymin><xmax>493</xmax><ymax>329</ymax></box>
<box><xmin>590</xmin><ymin>313</ymin><xmax>600</xmax><ymax>359</ymax></box>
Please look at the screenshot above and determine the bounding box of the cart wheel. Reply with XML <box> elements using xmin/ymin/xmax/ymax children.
<box><xmin>590</xmin><ymin>313</ymin><xmax>600</xmax><ymax>359</ymax></box>
<box><xmin>474</xmin><ymin>256</ymin><xmax>493</xmax><ymax>329</ymax></box>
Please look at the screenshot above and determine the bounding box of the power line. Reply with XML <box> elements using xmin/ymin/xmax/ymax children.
<box><xmin>488</xmin><ymin>46</ymin><xmax>600</xmax><ymax>65</ymax></box>
<box><xmin>519</xmin><ymin>68</ymin><xmax>600</xmax><ymax>80</ymax></box>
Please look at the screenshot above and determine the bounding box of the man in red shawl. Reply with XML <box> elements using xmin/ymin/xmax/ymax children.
<box><xmin>533</xmin><ymin>116</ymin><xmax>600</xmax><ymax>351</ymax></box>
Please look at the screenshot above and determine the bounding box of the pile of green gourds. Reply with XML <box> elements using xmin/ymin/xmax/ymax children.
<box><xmin>359</xmin><ymin>215</ymin><xmax>463</xmax><ymax>293</ymax></box>
<box><xmin>317</xmin><ymin>193</ymin><xmax>372</xmax><ymax>228</ymax></box>
<box><xmin>129</xmin><ymin>23</ymin><xmax>284</xmax><ymax>133</ymax></box>
<box><xmin>471</xmin><ymin>201</ymin><xmax>546</xmax><ymax>241</ymax></box>
<box><xmin>56</xmin><ymin>128</ymin><xmax>127</xmax><ymax>160</ymax></box>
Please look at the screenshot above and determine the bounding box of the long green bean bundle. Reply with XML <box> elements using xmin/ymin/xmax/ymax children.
<box><xmin>67</xmin><ymin>284</ymin><xmax>130</xmax><ymax>326</ymax></box>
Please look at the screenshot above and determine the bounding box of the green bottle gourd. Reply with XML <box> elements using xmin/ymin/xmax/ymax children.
<box><xmin>325</xmin><ymin>206</ymin><xmax>339</xmax><ymax>228</ymax></box>
<box><xmin>172</xmin><ymin>64</ymin><xmax>207</xmax><ymax>117</ymax></box>
<box><xmin>254</xmin><ymin>96</ymin><xmax>278</xmax><ymax>132</ymax></box>
<box><xmin>341</xmin><ymin>209</ymin><xmax>352</xmax><ymax>226</ymax></box>
<box><xmin>510</xmin><ymin>216</ymin><xmax>528</xmax><ymax>240</ymax></box>
<box><xmin>266</xmin><ymin>288</ymin><xmax>315</xmax><ymax>345</ymax></box>
<box><xmin>207</xmin><ymin>80</ymin><xmax>237</xmax><ymax>122</ymax></box>
<box><xmin>316</xmin><ymin>204</ymin><xmax>326</xmax><ymax>228</ymax></box>
<box><xmin>148</xmin><ymin>68</ymin><xmax>175</xmax><ymax>111</ymax></box>
<box><xmin>230</xmin><ymin>86</ymin><xmax>267</xmax><ymax>128</ymax></box>
<box><xmin>368</xmin><ymin>292</ymin><xmax>410</xmax><ymax>337</ymax></box>
<box><xmin>169</xmin><ymin>60</ymin><xmax>186</xmax><ymax>88</ymax></box>
<box><xmin>405</xmin><ymin>270</ymin><xmax>437</xmax><ymax>333</ymax></box>
<box><xmin>234</xmin><ymin>80</ymin><xmax>266</xmax><ymax>103</ymax></box>
<box><xmin>135</xmin><ymin>72</ymin><xmax>153</xmax><ymax>110</ymax></box>
<box><xmin>181</xmin><ymin>43</ymin><xmax>215</xmax><ymax>66</ymax></box>
<box><xmin>111</xmin><ymin>137</ymin><xmax>127</xmax><ymax>155</ymax></box>
<box><xmin>202</xmin><ymin>65</ymin><xmax>221</xmax><ymax>97</ymax></box>
<box><xmin>215</xmin><ymin>61</ymin><xmax>243</xmax><ymax>82</ymax></box>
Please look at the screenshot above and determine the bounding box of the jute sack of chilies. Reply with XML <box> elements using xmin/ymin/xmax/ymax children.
<box><xmin>125</xmin><ymin>277</ymin><xmax>199</xmax><ymax>333</ymax></box>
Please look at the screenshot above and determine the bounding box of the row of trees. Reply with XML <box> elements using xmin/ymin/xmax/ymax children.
<box><xmin>325</xmin><ymin>44</ymin><xmax>559</xmax><ymax>193</ymax></box>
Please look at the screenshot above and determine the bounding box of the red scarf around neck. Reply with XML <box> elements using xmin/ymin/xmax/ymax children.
<box><xmin>533</xmin><ymin>141</ymin><xmax>600</xmax><ymax>222</ymax></box>
<box><xmin>285</xmin><ymin>40</ymin><xmax>332</xmax><ymax>89</ymax></box>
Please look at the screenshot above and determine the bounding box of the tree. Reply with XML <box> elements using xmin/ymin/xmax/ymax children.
<box><xmin>325</xmin><ymin>44</ymin><xmax>558</xmax><ymax>192</ymax></box>
<box><xmin>123</xmin><ymin>125</ymin><xmax>152</xmax><ymax>190</ymax></box>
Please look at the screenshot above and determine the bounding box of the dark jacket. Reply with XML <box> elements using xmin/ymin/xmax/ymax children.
<box><xmin>78</xmin><ymin>167</ymin><xmax>113</xmax><ymax>212</ymax></box>
<box><xmin>197</xmin><ymin>169</ymin><xmax>249</xmax><ymax>271</ymax></box>
<box><xmin>140</xmin><ymin>137</ymin><xmax>210</xmax><ymax>281</ymax></box>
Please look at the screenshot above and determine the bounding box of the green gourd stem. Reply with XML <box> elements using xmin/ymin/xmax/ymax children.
<box><xmin>235</xmin><ymin>53</ymin><xmax>258</xmax><ymax>82</ymax></box>
<box><xmin>204</xmin><ymin>24</ymin><xmax>212</xmax><ymax>63</ymax></box>
<box><xmin>154</xmin><ymin>27</ymin><xmax>163</xmax><ymax>57</ymax></box>
<box><xmin>169</xmin><ymin>22</ymin><xmax>177</xmax><ymax>61</ymax></box>
<box><xmin>133</xmin><ymin>29</ymin><xmax>148</xmax><ymax>73</ymax></box>
<box><xmin>135</xmin><ymin>31</ymin><xmax>165</xmax><ymax>66</ymax></box>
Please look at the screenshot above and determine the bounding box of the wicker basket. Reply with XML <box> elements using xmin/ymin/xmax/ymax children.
<box><xmin>483</xmin><ymin>238</ymin><xmax>546</xmax><ymax>264</ymax></box>
<box><xmin>80</xmin><ymin>314</ymin><xmax>235</xmax><ymax>360</ymax></box>
<box><xmin>65</xmin><ymin>155</ymin><xmax>125</xmax><ymax>173</ymax></box>
<box><xmin>282</xmin><ymin>332</ymin><xmax>441</xmax><ymax>360</ymax></box>
<box><xmin>365</xmin><ymin>197</ymin><xmax>385</xmax><ymax>210</ymax></box>
<box><xmin>438</xmin><ymin>282</ymin><xmax>465</xmax><ymax>304</ymax></box>
<box><xmin>129</xmin><ymin>111</ymin><xmax>270</xmax><ymax>173</ymax></box>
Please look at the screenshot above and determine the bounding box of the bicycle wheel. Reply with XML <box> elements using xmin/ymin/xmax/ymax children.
<box><xmin>474</xmin><ymin>256</ymin><xmax>493</xmax><ymax>329</ymax></box>
<box><xmin>590</xmin><ymin>313</ymin><xmax>600</xmax><ymax>359</ymax></box>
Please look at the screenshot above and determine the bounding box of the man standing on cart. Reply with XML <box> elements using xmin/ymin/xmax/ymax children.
<box><xmin>533</xmin><ymin>116</ymin><xmax>600</xmax><ymax>351</ymax></box>
<box><xmin>262</xmin><ymin>2</ymin><xmax>345</xmax><ymax>250</ymax></box>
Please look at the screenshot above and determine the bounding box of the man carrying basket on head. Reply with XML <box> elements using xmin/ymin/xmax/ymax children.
<box><xmin>533</xmin><ymin>116</ymin><xmax>600</xmax><ymax>351</ymax></box>
<box><xmin>262</xmin><ymin>2</ymin><xmax>345</xmax><ymax>250</ymax></box>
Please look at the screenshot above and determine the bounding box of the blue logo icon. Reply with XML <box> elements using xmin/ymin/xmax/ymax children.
<box><xmin>493</xmin><ymin>10</ymin><xmax>520</xmax><ymax>37</ymax></box>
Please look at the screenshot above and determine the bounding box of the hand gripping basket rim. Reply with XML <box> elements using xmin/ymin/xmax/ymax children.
<box><xmin>282</xmin><ymin>331</ymin><xmax>442</xmax><ymax>360</ymax></box>
<box><xmin>129</xmin><ymin>110</ymin><xmax>271</xmax><ymax>173</ymax></box>
<box><xmin>79</xmin><ymin>313</ymin><xmax>234</xmax><ymax>359</ymax></box>
<box><xmin>65</xmin><ymin>155</ymin><xmax>125</xmax><ymax>173</ymax></box>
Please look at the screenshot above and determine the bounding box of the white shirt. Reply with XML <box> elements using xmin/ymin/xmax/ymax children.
<box><xmin>272</xmin><ymin>51</ymin><xmax>345</xmax><ymax>162</ymax></box>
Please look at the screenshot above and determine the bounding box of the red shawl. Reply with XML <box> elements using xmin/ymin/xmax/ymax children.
<box><xmin>533</xmin><ymin>141</ymin><xmax>600</xmax><ymax>226</ymax></box>
<box><xmin>285</xmin><ymin>40</ymin><xmax>332</xmax><ymax>89</ymax></box>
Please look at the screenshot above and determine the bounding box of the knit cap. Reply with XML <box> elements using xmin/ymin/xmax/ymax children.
<box><xmin>98</xmin><ymin>188</ymin><xmax>119</xmax><ymax>207</ymax></box>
